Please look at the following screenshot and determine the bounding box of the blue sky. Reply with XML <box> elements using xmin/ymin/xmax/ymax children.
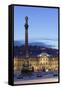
<box><xmin>14</xmin><ymin>6</ymin><xmax>58</xmax><ymax>49</ymax></box>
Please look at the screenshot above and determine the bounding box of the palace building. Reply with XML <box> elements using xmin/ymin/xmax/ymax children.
<box><xmin>14</xmin><ymin>53</ymin><xmax>58</xmax><ymax>72</ymax></box>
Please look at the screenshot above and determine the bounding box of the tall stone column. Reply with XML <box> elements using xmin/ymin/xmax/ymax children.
<box><xmin>21</xmin><ymin>16</ymin><xmax>33</xmax><ymax>73</ymax></box>
<box><xmin>24</xmin><ymin>16</ymin><xmax>29</xmax><ymax>58</ymax></box>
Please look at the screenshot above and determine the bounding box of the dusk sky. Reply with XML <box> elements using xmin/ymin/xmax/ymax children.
<box><xmin>14</xmin><ymin>6</ymin><xmax>58</xmax><ymax>49</ymax></box>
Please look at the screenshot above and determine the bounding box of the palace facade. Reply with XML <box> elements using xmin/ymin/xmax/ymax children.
<box><xmin>14</xmin><ymin>53</ymin><xmax>58</xmax><ymax>72</ymax></box>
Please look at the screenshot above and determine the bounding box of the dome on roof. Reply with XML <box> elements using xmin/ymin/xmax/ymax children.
<box><xmin>38</xmin><ymin>52</ymin><xmax>50</xmax><ymax>57</ymax></box>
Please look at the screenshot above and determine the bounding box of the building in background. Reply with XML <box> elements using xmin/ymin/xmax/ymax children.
<box><xmin>14</xmin><ymin>53</ymin><xmax>58</xmax><ymax>72</ymax></box>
